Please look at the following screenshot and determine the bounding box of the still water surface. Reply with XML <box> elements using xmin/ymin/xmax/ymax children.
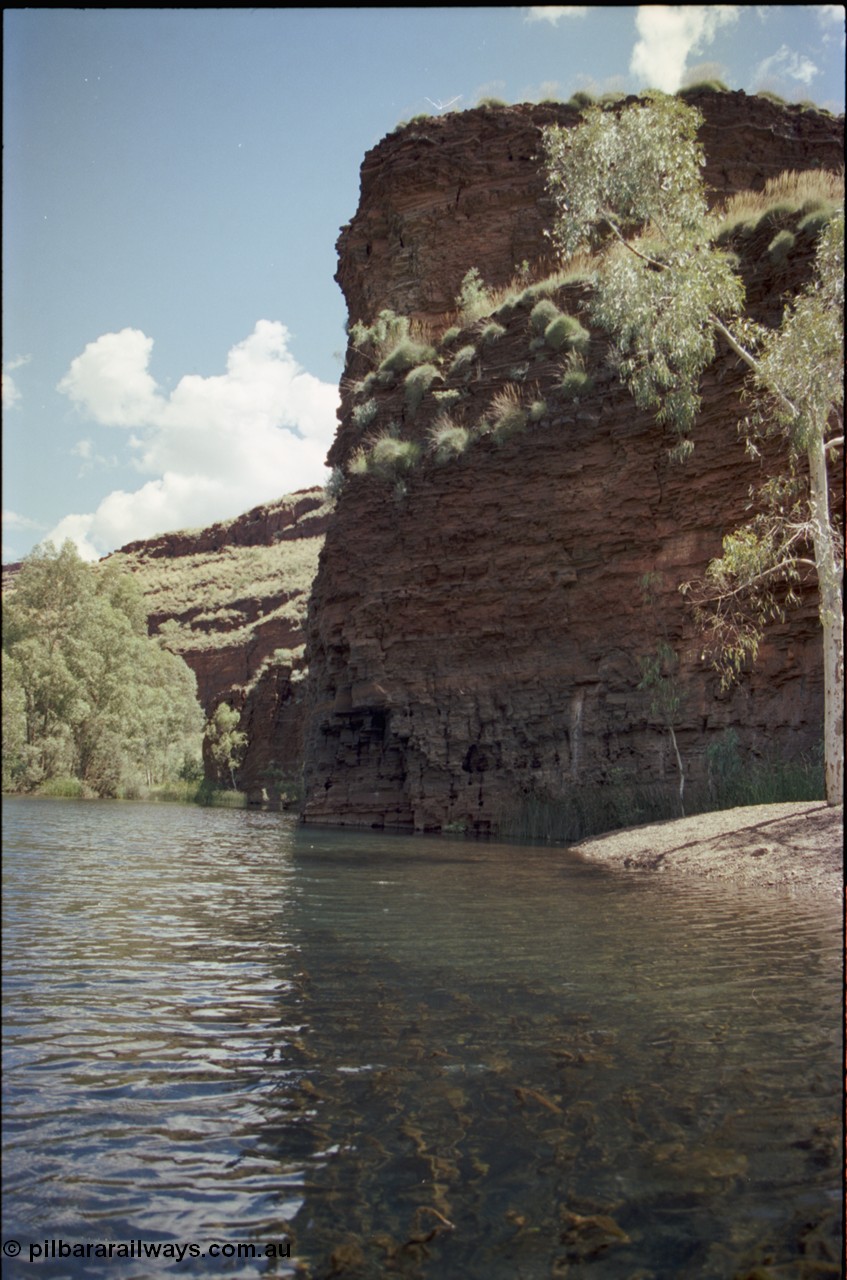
<box><xmin>2</xmin><ymin>796</ymin><xmax>841</xmax><ymax>1278</ymax></box>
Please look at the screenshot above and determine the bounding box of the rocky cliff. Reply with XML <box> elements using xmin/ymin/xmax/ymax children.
<box><xmin>109</xmin><ymin>488</ymin><xmax>331</xmax><ymax>801</ymax></box>
<box><xmin>301</xmin><ymin>91</ymin><xmax>843</xmax><ymax>833</ymax></box>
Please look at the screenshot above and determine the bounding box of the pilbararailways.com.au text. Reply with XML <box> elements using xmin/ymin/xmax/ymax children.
<box><xmin>3</xmin><ymin>1239</ymin><xmax>291</xmax><ymax>1264</ymax></box>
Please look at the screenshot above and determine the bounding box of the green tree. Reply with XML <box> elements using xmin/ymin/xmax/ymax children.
<box><xmin>2</xmin><ymin>540</ymin><xmax>203</xmax><ymax>796</ymax></box>
<box><xmin>203</xmin><ymin>703</ymin><xmax>247</xmax><ymax>790</ymax></box>
<box><xmin>543</xmin><ymin>95</ymin><xmax>843</xmax><ymax>804</ymax></box>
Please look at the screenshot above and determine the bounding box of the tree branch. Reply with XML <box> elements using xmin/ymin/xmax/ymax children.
<box><xmin>600</xmin><ymin>212</ymin><xmax>666</xmax><ymax>270</ymax></box>
<box><xmin>707</xmin><ymin>312</ymin><xmax>803</xmax><ymax>421</ymax></box>
<box><xmin>700</xmin><ymin>555</ymin><xmax>818</xmax><ymax>604</ymax></box>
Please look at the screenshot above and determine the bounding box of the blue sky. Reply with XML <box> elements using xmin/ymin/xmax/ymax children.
<box><xmin>3</xmin><ymin>6</ymin><xmax>844</xmax><ymax>562</ymax></box>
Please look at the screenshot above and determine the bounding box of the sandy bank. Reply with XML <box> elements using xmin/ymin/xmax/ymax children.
<box><xmin>571</xmin><ymin>801</ymin><xmax>843</xmax><ymax>897</ymax></box>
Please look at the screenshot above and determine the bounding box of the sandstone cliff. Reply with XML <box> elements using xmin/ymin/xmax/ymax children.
<box><xmin>301</xmin><ymin>91</ymin><xmax>843</xmax><ymax>833</ymax></box>
<box><xmin>109</xmin><ymin>487</ymin><xmax>331</xmax><ymax>801</ymax></box>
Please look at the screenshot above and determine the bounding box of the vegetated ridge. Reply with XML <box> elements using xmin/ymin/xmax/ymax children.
<box><xmin>107</xmin><ymin>488</ymin><xmax>331</xmax><ymax>800</ymax></box>
<box><xmin>300</xmin><ymin>89</ymin><xmax>844</xmax><ymax>834</ymax></box>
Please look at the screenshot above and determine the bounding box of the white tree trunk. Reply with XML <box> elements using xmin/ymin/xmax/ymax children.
<box><xmin>807</xmin><ymin>433</ymin><xmax>844</xmax><ymax>806</ymax></box>
<box><xmin>668</xmin><ymin>724</ymin><xmax>685</xmax><ymax>817</ymax></box>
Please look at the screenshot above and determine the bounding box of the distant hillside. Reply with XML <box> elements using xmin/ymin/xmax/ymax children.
<box><xmin>108</xmin><ymin>487</ymin><xmax>332</xmax><ymax>802</ymax></box>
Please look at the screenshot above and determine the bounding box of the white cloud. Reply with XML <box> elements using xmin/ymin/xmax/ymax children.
<box><xmin>3</xmin><ymin>509</ymin><xmax>43</xmax><ymax>531</ymax></box>
<box><xmin>39</xmin><ymin>513</ymin><xmax>102</xmax><ymax>563</ymax></box>
<box><xmin>525</xmin><ymin>7</ymin><xmax>589</xmax><ymax>23</ymax></box>
<box><xmin>2</xmin><ymin>355</ymin><xmax>31</xmax><ymax>410</ymax></box>
<box><xmin>2</xmin><ymin>371</ymin><xmax>21</xmax><ymax>410</ymax></box>
<box><xmin>51</xmin><ymin>321</ymin><xmax>339</xmax><ymax>559</ymax></box>
<box><xmin>754</xmin><ymin>44</ymin><xmax>820</xmax><ymax>88</ymax></box>
<box><xmin>58</xmin><ymin>328</ymin><xmax>165</xmax><ymax>427</ymax></box>
<box><xmin>2</xmin><ymin>509</ymin><xmax>46</xmax><ymax>564</ymax></box>
<box><xmin>813</xmin><ymin>4</ymin><xmax>844</xmax><ymax>23</ymax></box>
<box><xmin>630</xmin><ymin>6</ymin><xmax>741</xmax><ymax>93</ymax></box>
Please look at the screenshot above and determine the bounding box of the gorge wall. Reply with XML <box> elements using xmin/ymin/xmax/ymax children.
<box><xmin>301</xmin><ymin>90</ymin><xmax>843</xmax><ymax>832</ymax></box>
<box><xmin>109</xmin><ymin>488</ymin><xmax>330</xmax><ymax>801</ymax></box>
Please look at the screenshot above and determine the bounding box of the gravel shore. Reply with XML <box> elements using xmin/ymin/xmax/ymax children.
<box><xmin>571</xmin><ymin>801</ymin><xmax>843</xmax><ymax>897</ymax></box>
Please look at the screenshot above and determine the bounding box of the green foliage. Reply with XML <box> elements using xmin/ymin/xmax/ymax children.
<box><xmin>543</xmin><ymin>95</ymin><xmax>745</xmax><ymax>445</ymax></box>
<box><xmin>686</xmin><ymin>214</ymin><xmax>844</xmax><ymax>716</ymax></box>
<box><xmin>543</xmin><ymin>314</ymin><xmax>570</xmax><ymax>350</ymax></box>
<box><xmin>404</xmin><ymin>363</ymin><xmax>442</xmax><ymax>415</ymax></box>
<box><xmin>638</xmin><ymin>640</ymin><xmax>682</xmax><ymax>725</ymax></box>
<box><xmin>560</xmin><ymin>371</ymin><xmax>591</xmax><ymax>398</ymax></box>
<box><xmin>378</xmin><ymin>337</ymin><xmax>437</xmax><ymax>378</ymax></box>
<box><xmin>544</xmin><ymin>94</ymin><xmax>710</xmax><ymax>255</ymax></box>
<box><xmin>714</xmin><ymin>170</ymin><xmax>843</xmax><ymax>245</ymax></box>
<box><xmin>543</xmin><ymin>87</ymin><xmax>844</xmax><ymax>798</ymax></box>
<box><xmin>529</xmin><ymin>298</ymin><xmax>560</xmax><ymax>334</ymax></box>
<box><xmin>528</xmin><ymin>399</ymin><xmax>548</xmax><ymax>422</ymax></box>
<box><xmin>544</xmin><ymin>313</ymin><xmax>590</xmax><ymax>353</ymax></box>
<box><xmin>428</xmin><ymin>416</ymin><xmax>470</xmax><ymax>462</ymax></box>
<box><xmin>348</xmin><ymin>447</ymin><xmax>370</xmax><ymax>476</ymax></box>
<box><xmin>432</xmin><ymin>388</ymin><xmax>464</xmax><ymax>410</ymax></box>
<box><xmin>480</xmin><ymin>321</ymin><xmax>506</xmax><ymax>344</ymax></box>
<box><xmin>500</xmin><ymin>778</ymin><xmax>682</xmax><ymax>844</ymax></box>
<box><xmin>567</xmin><ymin>90</ymin><xmax>596</xmax><ymax>109</ymax></box>
<box><xmin>487</xmin><ymin>385</ymin><xmax>527</xmax><ymax>442</ymax></box>
<box><xmin>491</xmin><ymin>295</ymin><xmax>520</xmax><ymax>322</ymax></box>
<box><xmin>455</xmin><ymin>268</ymin><xmax>493</xmax><ymax>323</ymax></box>
<box><xmin>194</xmin><ymin>778</ymin><xmax>248</xmax><ymax>808</ymax></box>
<box><xmin>705</xmin><ymin>729</ymin><xmax>823</xmax><ymax>807</ymax></box>
<box><xmin>797</xmin><ymin>208</ymin><xmax>832</xmax><ymax>238</ymax></box>
<box><xmin>204</xmin><ymin>703</ymin><xmax>247</xmax><ymax>790</ymax></box>
<box><xmin>499</xmin><ymin>744</ymin><xmax>823</xmax><ymax>843</ymax></box>
<box><xmin>3</xmin><ymin>541</ymin><xmax>203</xmax><ymax>797</ymax></box>
<box><xmin>559</xmin><ymin>352</ymin><xmax>593</xmax><ymax>399</ymax></box>
<box><xmin>364</xmin><ymin>432</ymin><xmax>422</xmax><ymax>478</ymax></box>
<box><xmin>325</xmin><ymin>467</ymin><xmax>345</xmax><ymax>499</ymax></box>
<box><xmin>676</xmin><ymin>80</ymin><xmax>730</xmax><ymax>96</ymax></box>
<box><xmin>440</xmin><ymin>326</ymin><xmax>462</xmax><ymax>347</ymax></box>
<box><xmin>767</xmin><ymin>229</ymin><xmax>796</xmax><ymax>262</ymax></box>
<box><xmin>449</xmin><ymin>344</ymin><xmax>477</xmax><ymax>378</ymax></box>
<box><xmin>38</xmin><ymin>775</ymin><xmax>86</xmax><ymax>799</ymax></box>
<box><xmin>349</xmin><ymin>309</ymin><xmax>410</xmax><ymax>361</ymax></box>
<box><xmin>747</xmin><ymin>211</ymin><xmax>843</xmax><ymax>455</ymax></box>
<box><xmin>111</xmin><ymin>502</ymin><xmax>326</xmax><ymax>658</ymax></box>
<box><xmin>755</xmin><ymin>202</ymin><xmax>797</xmax><ymax>231</ymax></box>
<box><xmin>352</xmin><ymin>398</ymin><xmax>379</xmax><ymax>429</ymax></box>
<box><xmin>477</xmin><ymin>96</ymin><xmax>508</xmax><ymax>108</ymax></box>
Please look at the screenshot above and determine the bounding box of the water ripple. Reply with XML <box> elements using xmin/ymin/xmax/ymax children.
<box><xmin>2</xmin><ymin>797</ymin><xmax>841</xmax><ymax>1278</ymax></box>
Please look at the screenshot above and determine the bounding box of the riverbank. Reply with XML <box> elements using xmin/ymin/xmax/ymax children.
<box><xmin>571</xmin><ymin>801</ymin><xmax>843</xmax><ymax>897</ymax></box>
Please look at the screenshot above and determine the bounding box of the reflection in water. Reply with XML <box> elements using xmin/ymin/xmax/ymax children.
<box><xmin>2</xmin><ymin>797</ymin><xmax>841</xmax><ymax>1277</ymax></box>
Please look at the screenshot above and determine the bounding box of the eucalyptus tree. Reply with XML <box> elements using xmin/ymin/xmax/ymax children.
<box><xmin>203</xmin><ymin>703</ymin><xmax>247</xmax><ymax>790</ymax></box>
<box><xmin>3</xmin><ymin>540</ymin><xmax>202</xmax><ymax>795</ymax></box>
<box><xmin>542</xmin><ymin>94</ymin><xmax>843</xmax><ymax>804</ymax></box>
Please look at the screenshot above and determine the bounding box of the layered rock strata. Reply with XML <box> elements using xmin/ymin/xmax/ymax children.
<box><xmin>302</xmin><ymin>92</ymin><xmax>843</xmax><ymax>832</ymax></box>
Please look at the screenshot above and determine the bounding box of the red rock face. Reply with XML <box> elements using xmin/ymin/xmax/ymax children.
<box><xmin>335</xmin><ymin>92</ymin><xmax>844</xmax><ymax>335</ymax></box>
<box><xmin>302</xmin><ymin>94</ymin><xmax>843</xmax><ymax>832</ymax></box>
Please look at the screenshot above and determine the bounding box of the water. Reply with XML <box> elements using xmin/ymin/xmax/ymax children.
<box><xmin>2</xmin><ymin>796</ymin><xmax>842</xmax><ymax>1278</ymax></box>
